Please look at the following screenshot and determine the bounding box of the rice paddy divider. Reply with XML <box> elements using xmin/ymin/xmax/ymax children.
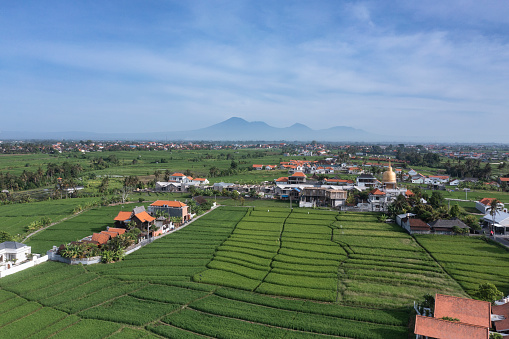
<box><xmin>253</xmin><ymin>210</ymin><xmax>292</xmax><ymax>292</ymax></box>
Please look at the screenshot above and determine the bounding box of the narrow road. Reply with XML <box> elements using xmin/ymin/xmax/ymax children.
<box><xmin>491</xmin><ymin>236</ymin><xmax>509</xmax><ymax>249</ymax></box>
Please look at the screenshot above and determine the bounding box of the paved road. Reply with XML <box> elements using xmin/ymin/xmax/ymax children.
<box><xmin>491</xmin><ymin>236</ymin><xmax>509</xmax><ymax>249</ymax></box>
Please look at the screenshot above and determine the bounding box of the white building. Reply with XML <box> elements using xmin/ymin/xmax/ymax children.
<box><xmin>0</xmin><ymin>242</ymin><xmax>31</xmax><ymax>265</ymax></box>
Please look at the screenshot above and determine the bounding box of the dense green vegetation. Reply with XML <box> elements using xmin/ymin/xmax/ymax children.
<box><xmin>415</xmin><ymin>235</ymin><xmax>509</xmax><ymax>295</ymax></box>
<box><xmin>1</xmin><ymin>147</ymin><xmax>509</xmax><ymax>338</ymax></box>
<box><xmin>0</xmin><ymin>207</ymin><xmax>508</xmax><ymax>338</ymax></box>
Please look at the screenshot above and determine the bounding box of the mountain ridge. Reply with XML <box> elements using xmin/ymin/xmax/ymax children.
<box><xmin>0</xmin><ymin>117</ymin><xmax>382</xmax><ymax>142</ymax></box>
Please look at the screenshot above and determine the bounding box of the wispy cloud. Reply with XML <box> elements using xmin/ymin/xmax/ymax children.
<box><xmin>0</xmin><ymin>1</ymin><xmax>508</xmax><ymax>141</ymax></box>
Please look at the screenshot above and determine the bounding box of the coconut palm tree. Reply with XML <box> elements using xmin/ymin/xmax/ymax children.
<box><xmin>489</xmin><ymin>198</ymin><xmax>501</xmax><ymax>236</ymax></box>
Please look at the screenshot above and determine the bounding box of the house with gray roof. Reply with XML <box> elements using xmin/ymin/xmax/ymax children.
<box><xmin>482</xmin><ymin>211</ymin><xmax>509</xmax><ymax>236</ymax></box>
<box><xmin>429</xmin><ymin>218</ymin><xmax>470</xmax><ymax>235</ymax></box>
<box><xmin>0</xmin><ymin>242</ymin><xmax>31</xmax><ymax>264</ymax></box>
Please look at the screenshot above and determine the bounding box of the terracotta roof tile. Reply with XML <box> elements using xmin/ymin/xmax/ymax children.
<box><xmin>91</xmin><ymin>233</ymin><xmax>110</xmax><ymax>245</ymax></box>
<box><xmin>150</xmin><ymin>200</ymin><xmax>187</xmax><ymax>208</ymax></box>
<box><xmin>101</xmin><ymin>231</ymin><xmax>119</xmax><ymax>238</ymax></box>
<box><xmin>434</xmin><ymin>294</ymin><xmax>491</xmax><ymax>328</ymax></box>
<box><xmin>107</xmin><ymin>228</ymin><xmax>126</xmax><ymax>235</ymax></box>
<box><xmin>134</xmin><ymin>211</ymin><xmax>156</xmax><ymax>223</ymax></box>
<box><xmin>414</xmin><ymin>315</ymin><xmax>488</xmax><ymax>339</ymax></box>
<box><xmin>370</xmin><ymin>188</ymin><xmax>385</xmax><ymax>196</ymax></box>
<box><xmin>114</xmin><ymin>211</ymin><xmax>132</xmax><ymax>221</ymax></box>
<box><xmin>478</xmin><ymin>197</ymin><xmax>495</xmax><ymax>206</ymax></box>
<box><xmin>290</xmin><ymin>172</ymin><xmax>306</xmax><ymax>178</ymax></box>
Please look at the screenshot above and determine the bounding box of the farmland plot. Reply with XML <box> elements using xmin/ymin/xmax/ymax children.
<box><xmin>415</xmin><ymin>235</ymin><xmax>509</xmax><ymax>295</ymax></box>
<box><xmin>334</xmin><ymin>212</ymin><xmax>467</xmax><ymax>307</ymax></box>
<box><xmin>2</xmin><ymin>208</ymin><xmax>477</xmax><ymax>338</ymax></box>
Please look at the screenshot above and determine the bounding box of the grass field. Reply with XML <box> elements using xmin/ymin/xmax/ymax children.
<box><xmin>25</xmin><ymin>203</ymin><xmax>144</xmax><ymax>254</ymax></box>
<box><xmin>1</xmin><ymin>207</ymin><xmax>508</xmax><ymax>338</ymax></box>
<box><xmin>0</xmin><ymin>198</ymin><xmax>98</xmax><ymax>237</ymax></box>
<box><xmin>415</xmin><ymin>235</ymin><xmax>509</xmax><ymax>295</ymax></box>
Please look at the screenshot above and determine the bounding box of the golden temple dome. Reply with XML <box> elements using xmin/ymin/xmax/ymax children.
<box><xmin>382</xmin><ymin>162</ymin><xmax>397</xmax><ymax>183</ymax></box>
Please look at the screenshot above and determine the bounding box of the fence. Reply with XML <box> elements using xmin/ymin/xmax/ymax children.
<box><xmin>0</xmin><ymin>255</ymin><xmax>49</xmax><ymax>278</ymax></box>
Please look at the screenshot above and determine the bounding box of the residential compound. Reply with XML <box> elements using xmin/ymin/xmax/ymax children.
<box><xmin>415</xmin><ymin>293</ymin><xmax>509</xmax><ymax>338</ymax></box>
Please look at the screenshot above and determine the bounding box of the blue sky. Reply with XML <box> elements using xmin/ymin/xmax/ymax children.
<box><xmin>1</xmin><ymin>1</ymin><xmax>508</xmax><ymax>142</ymax></box>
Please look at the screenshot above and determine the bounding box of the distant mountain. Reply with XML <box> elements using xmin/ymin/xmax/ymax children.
<box><xmin>0</xmin><ymin>117</ymin><xmax>384</xmax><ymax>142</ymax></box>
<box><xmin>165</xmin><ymin>117</ymin><xmax>381</xmax><ymax>142</ymax></box>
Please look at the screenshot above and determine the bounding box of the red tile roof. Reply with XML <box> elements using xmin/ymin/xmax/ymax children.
<box><xmin>101</xmin><ymin>231</ymin><xmax>119</xmax><ymax>238</ymax></box>
<box><xmin>275</xmin><ymin>177</ymin><xmax>289</xmax><ymax>182</ymax></box>
<box><xmin>414</xmin><ymin>315</ymin><xmax>488</xmax><ymax>339</ymax></box>
<box><xmin>150</xmin><ymin>200</ymin><xmax>187</xmax><ymax>208</ymax></box>
<box><xmin>91</xmin><ymin>233</ymin><xmax>110</xmax><ymax>245</ymax></box>
<box><xmin>134</xmin><ymin>211</ymin><xmax>156</xmax><ymax>223</ymax></box>
<box><xmin>405</xmin><ymin>189</ymin><xmax>415</xmax><ymax>196</ymax></box>
<box><xmin>290</xmin><ymin>172</ymin><xmax>306</xmax><ymax>178</ymax></box>
<box><xmin>492</xmin><ymin>303</ymin><xmax>509</xmax><ymax>331</ymax></box>
<box><xmin>478</xmin><ymin>197</ymin><xmax>496</xmax><ymax>206</ymax></box>
<box><xmin>500</xmin><ymin>177</ymin><xmax>509</xmax><ymax>182</ymax></box>
<box><xmin>408</xmin><ymin>218</ymin><xmax>429</xmax><ymax>230</ymax></box>
<box><xmin>172</xmin><ymin>173</ymin><xmax>185</xmax><ymax>177</ymax></box>
<box><xmin>194</xmin><ymin>178</ymin><xmax>207</xmax><ymax>181</ymax></box>
<box><xmin>434</xmin><ymin>294</ymin><xmax>491</xmax><ymax>328</ymax></box>
<box><xmin>114</xmin><ymin>211</ymin><xmax>132</xmax><ymax>221</ymax></box>
<box><xmin>252</xmin><ymin>164</ymin><xmax>264</xmax><ymax>168</ymax></box>
<box><xmin>107</xmin><ymin>228</ymin><xmax>126</xmax><ymax>235</ymax></box>
<box><xmin>370</xmin><ymin>188</ymin><xmax>385</xmax><ymax>196</ymax></box>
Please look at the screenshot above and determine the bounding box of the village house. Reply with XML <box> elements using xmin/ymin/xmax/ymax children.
<box><xmin>356</xmin><ymin>173</ymin><xmax>377</xmax><ymax>188</ymax></box>
<box><xmin>288</xmin><ymin>172</ymin><xmax>307</xmax><ymax>184</ymax></box>
<box><xmin>169</xmin><ymin>172</ymin><xmax>190</xmax><ymax>183</ymax></box>
<box><xmin>476</xmin><ymin>198</ymin><xmax>506</xmax><ymax>214</ymax></box>
<box><xmin>148</xmin><ymin>200</ymin><xmax>190</xmax><ymax>223</ymax></box>
<box><xmin>411</xmin><ymin>174</ymin><xmax>425</xmax><ymax>184</ymax></box>
<box><xmin>113</xmin><ymin>206</ymin><xmax>156</xmax><ymax>231</ymax></box>
<box><xmin>323</xmin><ymin>178</ymin><xmax>354</xmax><ymax>186</ymax></box>
<box><xmin>492</xmin><ymin>299</ymin><xmax>509</xmax><ymax>334</ymax></box>
<box><xmin>428</xmin><ymin>218</ymin><xmax>470</xmax><ymax>235</ymax></box>
<box><xmin>348</xmin><ymin>167</ymin><xmax>363</xmax><ymax>175</ymax></box>
<box><xmin>0</xmin><ymin>242</ymin><xmax>31</xmax><ymax>265</ymax></box>
<box><xmin>414</xmin><ymin>294</ymin><xmax>491</xmax><ymax>339</ymax></box>
<box><xmin>299</xmin><ymin>187</ymin><xmax>347</xmax><ymax>208</ymax></box>
<box><xmin>401</xmin><ymin>217</ymin><xmax>431</xmax><ymax>234</ymax></box>
<box><xmin>368</xmin><ymin>188</ymin><xmax>387</xmax><ymax>212</ymax></box>
<box><xmin>155</xmin><ymin>181</ymin><xmax>184</xmax><ymax>192</ymax></box>
<box><xmin>482</xmin><ymin>211</ymin><xmax>509</xmax><ymax>236</ymax></box>
<box><xmin>425</xmin><ymin>175</ymin><xmax>450</xmax><ymax>185</ymax></box>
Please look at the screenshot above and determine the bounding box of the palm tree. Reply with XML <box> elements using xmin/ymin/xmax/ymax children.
<box><xmin>489</xmin><ymin>199</ymin><xmax>501</xmax><ymax>236</ymax></box>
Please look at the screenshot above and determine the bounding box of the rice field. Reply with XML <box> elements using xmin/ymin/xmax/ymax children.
<box><xmin>415</xmin><ymin>235</ymin><xmax>509</xmax><ymax>295</ymax></box>
<box><xmin>0</xmin><ymin>206</ymin><xmax>507</xmax><ymax>338</ymax></box>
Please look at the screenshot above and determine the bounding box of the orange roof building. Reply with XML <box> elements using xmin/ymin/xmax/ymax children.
<box><xmin>150</xmin><ymin>200</ymin><xmax>187</xmax><ymax>208</ymax></box>
<box><xmin>434</xmin><ymin>294</ymin><xmax>491</xmax><ymax>328</ymax></box>
<box><xmin>290</xmin><ymin>172</ymin><xmax>306</xmax><ymax>178</ymax></box>
<box><xmin>370</xmin><ymin>188</ymin><xmax>386</xmax><ymax>196</ymax></box>
<box><xmin>492</xmin><ymin>303</ymin><xmax>509</xmax><ymax>332</ymax></box>
<box><xmin>134</xmin><ymin>211</ymin><xmax>156</xmax><ymax>223</ymax></box>
<box><xmin>148</xmin><ymin>200</ymin><xmax>190</xmax><ymax>222</ymax></box>
<box><xmin>414</xmin><ymin>294</ymin><xmax>491</xmax><ymax>339</ymax></box>
<box><xmin>91</xmin><ymin>233</ymin><xmax>110</xmax><ymax>245</ymax></box>
<box><xmin>414</xmin><ymin>315</ymin><xmax>488</xmax><ymax>339</ymax></box>
<box><xmin>478</xmin><ymin>197</ymin><xmax>496</xmax><ymax>206</ymax></box>
<box><xmin>114</xmin><ymin>211</ymin><xmax>132</xmax><ymax>222</ymax></box>
<box><xmin>101</xmin><ymin>230</ymin><xmax>119</xmax><ymax>238</ymax></box>
<box><xmin>107</xmin><ymin>228</ymin><xmax>126</xmax><ymax>235</ymax></box>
